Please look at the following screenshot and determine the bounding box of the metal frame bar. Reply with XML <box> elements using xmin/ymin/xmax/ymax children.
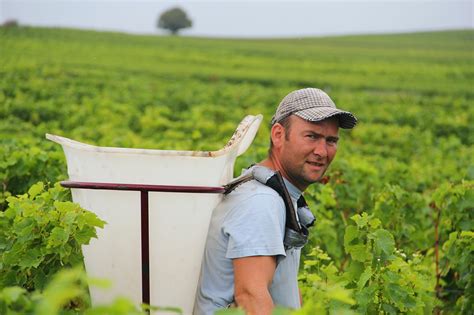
<box><xmin>141</xmin><ymin>191</ymin><xmax>150</xmax><ymax>306</ymax></box>
<box><xmin>60</xmin><ymin>180</ymin><xmax>224</xmax><ymax>310</ymax></box>
<box><xmin>61</xmin><ymin>180</ymin><xmax>225</xmax><ymax>194</ymax></box>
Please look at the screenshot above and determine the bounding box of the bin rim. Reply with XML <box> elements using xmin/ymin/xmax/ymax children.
<box><xmin>46</xmin><ymin>114</ymin><xmax>263</xmax><ymax>158</ymax></box>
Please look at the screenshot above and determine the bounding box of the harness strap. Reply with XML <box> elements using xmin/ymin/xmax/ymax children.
<box><xmin>223</xmin><ymin>166</ymin><xmax>303</xmax><ymax>233</ymax></box>
<box><xmin>297</xmin><ymin>195</ymin><xmax>315</xmax><ymax>228</ymax></box>
<box><xmin>265</xmin><ymin>171</ymin><xmax>301</xmax><ymax>233</ymax></box>
<box><xmin>223</xmin><ymin>174</ymin><xmax>254</xmax><ymax>195</ymax></box>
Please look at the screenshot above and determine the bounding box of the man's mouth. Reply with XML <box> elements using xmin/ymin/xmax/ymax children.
<box><xmin>307</xmin><ymin>161</ymin><xmax>325</xmax><ymax>168</ymax></box>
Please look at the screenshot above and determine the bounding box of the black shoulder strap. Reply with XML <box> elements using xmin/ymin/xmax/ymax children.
<box><xmin>265</xmin><ymin>171</ymin><xmax>301</xmax><ymax>233</ymax></box>
<box><xmin>223</xmin><ymin>167</ymin><xmax>301</xmax><ymax>233</ymax></box>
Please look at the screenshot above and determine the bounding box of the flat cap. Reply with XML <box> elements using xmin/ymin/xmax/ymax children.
<box><xmin>271</xmin><ymin>88</ymin><xmax>357</xmax><ymax>129</ymax></box>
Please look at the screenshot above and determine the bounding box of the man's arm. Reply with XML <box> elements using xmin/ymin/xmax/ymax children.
<box><xmin>233</xmin><ymin>256</ymin><xmax>276</xmax><ymax>315</ymax></box>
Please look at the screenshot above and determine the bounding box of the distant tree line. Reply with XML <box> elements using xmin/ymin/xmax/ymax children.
<box><xmin>2</xmin><ymin>19</ymin><xmax>19</xmax><ymax>27</ymax></box>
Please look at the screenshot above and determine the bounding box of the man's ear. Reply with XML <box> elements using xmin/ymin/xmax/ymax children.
<box><xmin>271</xmin><ymin>123</ymin><xmax>285</xmax><ymax>149</ymax></box>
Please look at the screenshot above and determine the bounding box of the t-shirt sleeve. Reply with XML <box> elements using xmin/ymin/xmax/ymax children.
<box><xmin>222</xmin><ymin>193</ymin><xmax>286</xmax><ymax>259</ymax></box>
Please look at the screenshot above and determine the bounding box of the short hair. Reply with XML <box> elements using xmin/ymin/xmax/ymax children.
<box><xmin>268</xmin><ymin>115</ymin><xmax>292</xmax><ymax>156</ymax></box>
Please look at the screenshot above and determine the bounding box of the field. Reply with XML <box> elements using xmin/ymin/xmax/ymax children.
<box><xmin>0</xmin><ymin>26</ymin><xmax>473</xmax><ymax>314</ymax></box>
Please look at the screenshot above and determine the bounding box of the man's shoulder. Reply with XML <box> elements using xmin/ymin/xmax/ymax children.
<box><xmin>212</xmin><ymin>175</ymin><xmax>287</xmax><ymax>226</ymax></box>
<box><xmin>214</xmin><ymin>178</ymin><xmax>285</xmax><ymax>218</ymax></box>
<box><xmin>226</xmin><ymin>178</ymin><xmax>281</xmax><ymax>202</ymax></box>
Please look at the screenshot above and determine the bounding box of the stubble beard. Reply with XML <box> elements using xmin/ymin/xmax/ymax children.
<box><xmin>283</xmin><ymin>160</ymin><xmax>328</xmax><ymax>191</ymax></box>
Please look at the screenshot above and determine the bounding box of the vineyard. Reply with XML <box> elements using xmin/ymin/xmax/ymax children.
<box><xmin>0</xmin><ymin>26</ymin><xmax>473</xmax><ymax>314</ymax></box>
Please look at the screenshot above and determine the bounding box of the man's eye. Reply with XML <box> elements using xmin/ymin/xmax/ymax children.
<box><xmin>327</xmin><ymin>139</ymin><xmax>338</xmax><ymax>145</ymax></box>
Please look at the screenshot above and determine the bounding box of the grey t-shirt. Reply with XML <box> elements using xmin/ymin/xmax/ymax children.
<box><xmin>194</xmin><ymin>170</ymin><xmax>302</xmax><ymax>315</ymax></box>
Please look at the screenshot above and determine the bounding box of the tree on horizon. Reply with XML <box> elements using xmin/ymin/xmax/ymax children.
<box><xmin>157</xmin><ymin>7</ymin><xmax>192</xmax><ymax>35</ymax></box>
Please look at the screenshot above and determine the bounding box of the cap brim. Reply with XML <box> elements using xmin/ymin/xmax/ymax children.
<box><xmin>293</xmin><ymin>107</ymin><xmax>357</xmax><ymax>129</ymax></box>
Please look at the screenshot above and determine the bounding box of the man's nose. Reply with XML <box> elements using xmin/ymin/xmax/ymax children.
<box><xmin>312</xmin><ymin>139</ymin><xmax>328</xmax><ymax>158</ymax></box>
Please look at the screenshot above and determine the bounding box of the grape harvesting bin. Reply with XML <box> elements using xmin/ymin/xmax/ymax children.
<box><xmin>46</xmin><ymin>115</ymin><xmax>263</xmax><ymax>314</ymax></box>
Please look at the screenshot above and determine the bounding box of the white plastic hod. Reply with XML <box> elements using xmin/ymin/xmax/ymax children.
<box><xmin>46</xmin><ymin>114</ymin><xmax>263</xmax><ymax>314</ymax></box>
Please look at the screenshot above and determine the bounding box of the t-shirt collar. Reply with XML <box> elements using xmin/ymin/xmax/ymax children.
<box><xmin>282</xmin><ymin>177</ymin><xmax>302</xmax><ymax>201</ymax></box>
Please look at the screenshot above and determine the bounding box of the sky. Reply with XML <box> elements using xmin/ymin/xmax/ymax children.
<box><xmin>0</xmin><ymin>0</ymin><xmax>472</xmax><ymax>38</ymax></box>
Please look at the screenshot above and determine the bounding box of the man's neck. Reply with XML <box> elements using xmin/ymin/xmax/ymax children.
<box><xmin>258</xmin><ymin>156</ymin><xmax>308</xmax><ymax>192</ymax></box>
<box><xmin>253</xmin><ymin>159</ymin><xmax>302</xmax><ymax>200</ymax></box>
<box><xmin>258</xmin><ymin>158</ymin><xmax>275</xmax><ymax>170</ymax></box>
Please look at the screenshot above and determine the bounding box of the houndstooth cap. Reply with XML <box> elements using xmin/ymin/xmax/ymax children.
<box><xmin>271</xmin><ymin>88</ymin><xmax>357</xmax><ymax>129</ymax></box>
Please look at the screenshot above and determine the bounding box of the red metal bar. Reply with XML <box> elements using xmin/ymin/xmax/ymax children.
<box><xmin>141</xmin><ymin>191</ymin><xmax>150</xmax><ymax>308</ymax></box>
<box><xmin>61</xmin><ymin>180</ymin><xmax>225</xmax><ymax>193</ymax></box>
<box><xmin>60</xmin><ymin>180</ymin><xmax>224</xmax><ymax>310</ymax></box>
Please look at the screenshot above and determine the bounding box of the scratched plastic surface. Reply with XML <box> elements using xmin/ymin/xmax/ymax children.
<box><xmin>46</xmin><ymin>114</ymin><xmax>262</xmax><ymax>314</ymax></box>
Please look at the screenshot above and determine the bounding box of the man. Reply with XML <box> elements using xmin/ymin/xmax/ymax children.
<box><xmin>194</xmin><ymin>88</ymin><xmax>357</xmax><ymax>314</ymax></box>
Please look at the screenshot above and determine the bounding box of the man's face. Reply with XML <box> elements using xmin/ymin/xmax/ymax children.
<box><xmin>272</xmin><ymin>115</ymin><xmax>339</xmax><ymax>191</ymax></box>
